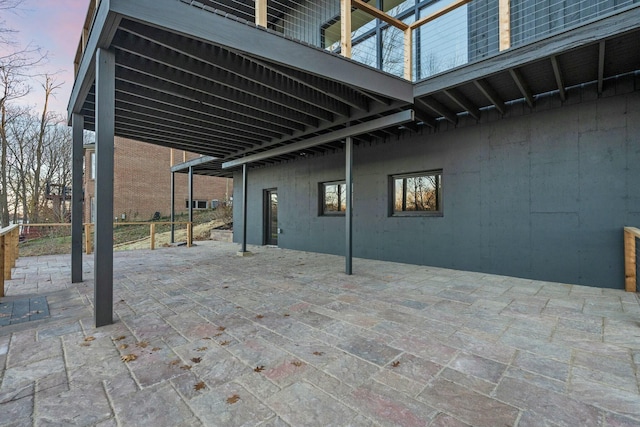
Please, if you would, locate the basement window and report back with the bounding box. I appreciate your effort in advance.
[320,181,347,215]
[390,170,442,216]
[186,200,208,210]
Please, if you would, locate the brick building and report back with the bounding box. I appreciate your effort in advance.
[83,137,232,222]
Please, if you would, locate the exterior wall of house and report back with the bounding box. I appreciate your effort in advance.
[234,80,640,289]
[84,137,232,222]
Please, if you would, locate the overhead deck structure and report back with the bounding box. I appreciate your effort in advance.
[69,0,640,326]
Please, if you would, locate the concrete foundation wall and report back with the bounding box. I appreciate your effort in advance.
[234,88,640,289]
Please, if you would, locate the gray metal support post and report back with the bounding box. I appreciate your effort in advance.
[94,48,115,327]
[71,113,84,283]
[188,166,193,224]
[241,164,248,253]
[170,172,175,243]
[345,136,353,275]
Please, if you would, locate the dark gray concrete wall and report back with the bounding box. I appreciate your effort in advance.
[234,89,640,289]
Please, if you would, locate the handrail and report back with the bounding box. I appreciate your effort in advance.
[1,225,20,297]
[624,227,640,292]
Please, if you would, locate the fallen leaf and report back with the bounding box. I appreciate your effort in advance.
[191,357,202,364]
[181,365,192,370]
[114,336,126,341]
[196,347,207,352]
[136,341,149,348]
[391,361,401,368]
[227,394,240,404]
[121,354,137,362]
[283,314,290,317]
[203,337,212,340]
[223,286,229,289]
[213,333,223,337]
[254,365,265,373]
[152,347,161,352]
[255,315,264,319]
[169,359,181,366]
[291,360,304,367]
[80,342,91,347]
[194,381,206,391]
[217,326,226,331]
[312,351,324,356]
[84,336,96,342]
[220,340,230,346]
[119,344,129,350]
[119,299,125,303]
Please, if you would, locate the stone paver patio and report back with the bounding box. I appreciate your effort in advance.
[1,240,639,426]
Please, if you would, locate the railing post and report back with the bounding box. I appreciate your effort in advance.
[255,0,267,27]
[12,227,18,267]
[150,223,155,250]
[624,227,637,292]
[499,0,511,51]
[85,224,92,254]
[404,28,412,81]
[341,0,352,58]
[3,232,10,281]
[0,234,5,297]
[187,222,193,247]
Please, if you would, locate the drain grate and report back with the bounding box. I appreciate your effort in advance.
[0,296,50,326]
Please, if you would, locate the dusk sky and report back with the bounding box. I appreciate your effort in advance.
[3,0,88,116]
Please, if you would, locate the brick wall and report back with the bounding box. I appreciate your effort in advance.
[83,137,232,222]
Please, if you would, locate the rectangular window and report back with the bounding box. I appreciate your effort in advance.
[90,152,96,180]
[185,200,208,209]
[321,181,347,215]
[391,170,442,216]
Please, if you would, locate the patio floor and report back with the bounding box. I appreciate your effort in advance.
[1,241,639,426]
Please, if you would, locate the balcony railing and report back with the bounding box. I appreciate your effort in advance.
[74,0,640,80]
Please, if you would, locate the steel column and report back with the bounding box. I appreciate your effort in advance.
[71,113,84,283]
[94,48,115,327]
[241,164,248,253]
[345,136,353,275]
[188,166,193,224]
[170,172,175,243]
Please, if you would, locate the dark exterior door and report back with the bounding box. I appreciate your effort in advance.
[265,189,278,246]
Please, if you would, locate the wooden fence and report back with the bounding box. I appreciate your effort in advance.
[1,222,192,297]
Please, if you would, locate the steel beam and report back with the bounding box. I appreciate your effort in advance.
[94,48,115,328]
[71,113,84,283]
[345,136,353,276]
[223,110,415,168]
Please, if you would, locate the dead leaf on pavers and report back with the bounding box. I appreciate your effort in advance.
[119,344,129,350]
[136,341,149,348]
[283,314,290,317]
[203,337,212,340]
[255,315,264,319]
[194,381,206,391]
[191,357,202,364]
[80,342,91,347]
[223,286,229,289]
[169,359,181,366]
[219,340,230,346]
[391,361,401,368]
[196,347,208,352]
[213,333,223,338]
[227,394,240,404]
[114,336,126,341]
[254,365,265,373]
[312,351,324,356]
[84,336,96,342]
[291,360,304,367]
[181,365,192,370]
[152,347,161,352]
[217,326,226,331]
[121,354,137,362]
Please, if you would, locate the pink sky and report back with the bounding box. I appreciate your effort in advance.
[3,0,88,117]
